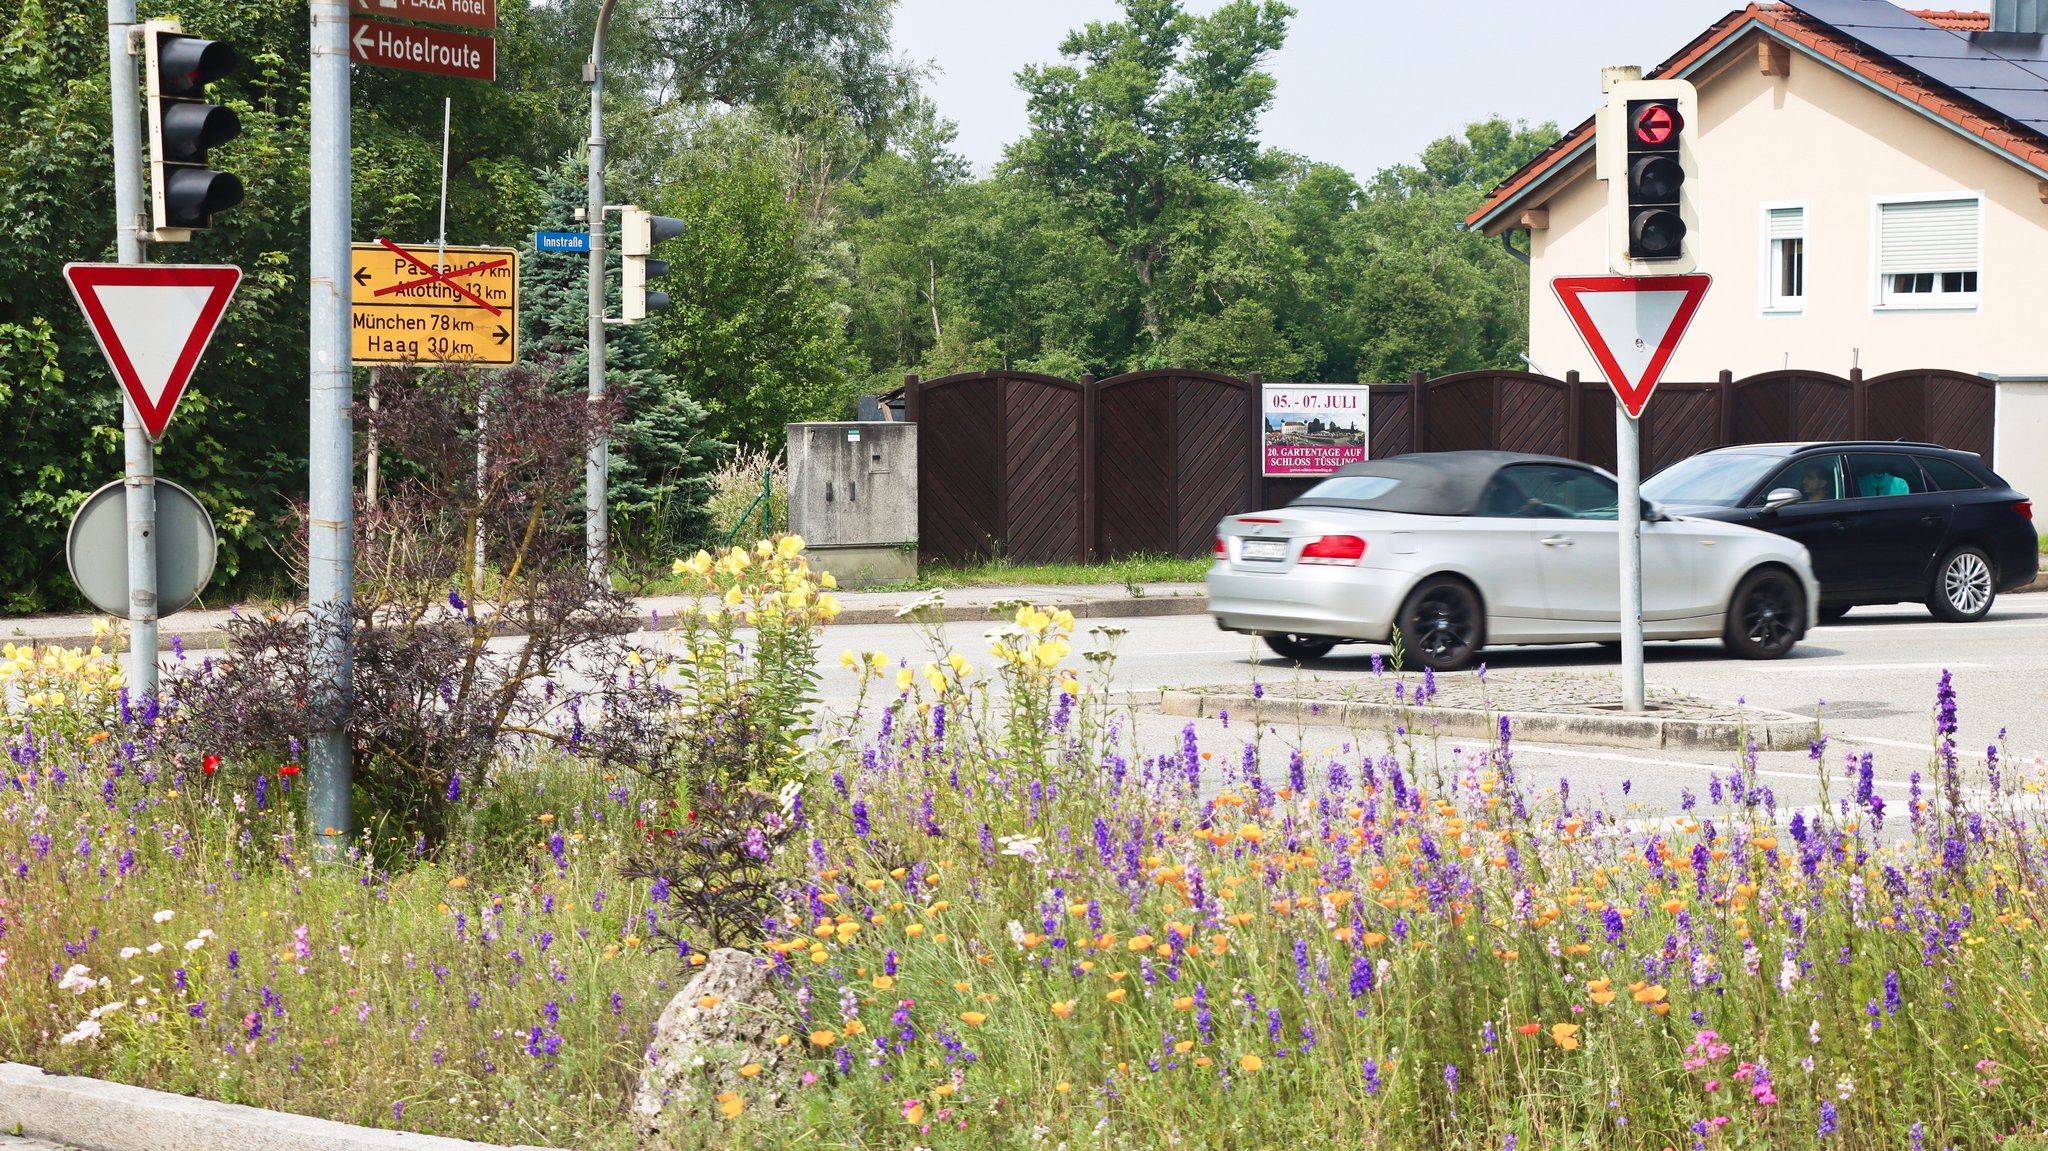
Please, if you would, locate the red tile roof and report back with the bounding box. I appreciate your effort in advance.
[1465,5,2045,234]
[1908,9,1991,30]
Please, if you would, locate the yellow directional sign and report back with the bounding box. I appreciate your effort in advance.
[350,240,518,366]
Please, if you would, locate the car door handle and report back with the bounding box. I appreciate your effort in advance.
[1920,514,1943,526]
[1540,536,1575,548]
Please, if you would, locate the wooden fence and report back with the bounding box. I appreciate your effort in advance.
[901,367,1995,565]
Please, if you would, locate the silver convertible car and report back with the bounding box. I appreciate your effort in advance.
[1208,452,1821,670]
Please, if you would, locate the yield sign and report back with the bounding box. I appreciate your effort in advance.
[64,263,241,442]
[1551,274,1711,418]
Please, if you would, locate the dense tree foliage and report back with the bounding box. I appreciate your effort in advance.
[0,0,1549,611]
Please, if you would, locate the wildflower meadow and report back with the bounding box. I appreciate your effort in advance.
[4,548,2048,1149]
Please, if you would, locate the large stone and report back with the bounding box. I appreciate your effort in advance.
[629,948,792,1139]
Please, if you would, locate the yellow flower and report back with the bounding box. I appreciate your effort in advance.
[697,995,722,1009]
[905,923,924,937]
[1174,996,1195,1011]
[1050,1000,1075,1019]
[778,535,804,558]
[1105,988,1127,1003]
[1551,1023,1581,1050]
[1055,1081,1071,1095]
[821,571,838,589]
[809,1029,838,1047]
[905,1102,925,1124]
[1238,1054,1263,1073]
[718,1093,745,1119]
[872,975,894,990]
[740,1063,761,1077]
[840,649,860,670]
[934,1084,955,1097]
[953,981,972,993]
[959,1011,987,1026]
[448,875,468,889]
[869,651,888,673]
[897,668,914,691]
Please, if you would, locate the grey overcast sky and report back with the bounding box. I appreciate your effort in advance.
[889,1,1932,179]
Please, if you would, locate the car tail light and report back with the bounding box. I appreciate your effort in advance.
[1237,517,1282,524]
[1213,535,1227,558]
[2016,500,2033,521]
[1299,535,1366,566]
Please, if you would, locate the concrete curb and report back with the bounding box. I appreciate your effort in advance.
[6,593,1213,653]
[1160,691,1816,752]
[0,1062,563,1151]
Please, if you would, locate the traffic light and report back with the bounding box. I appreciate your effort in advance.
[143,19,243,239]
[620,206,683,323]
[1598,78,1698,275]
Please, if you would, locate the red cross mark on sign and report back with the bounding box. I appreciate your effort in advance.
[373,237,508,315]
[1632,103,1676,146]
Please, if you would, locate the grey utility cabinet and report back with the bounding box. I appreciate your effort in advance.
[786,422,917,587]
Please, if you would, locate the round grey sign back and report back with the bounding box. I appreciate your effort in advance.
[66,478,218,619]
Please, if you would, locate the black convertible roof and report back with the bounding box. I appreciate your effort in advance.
[1287,451,1600,516]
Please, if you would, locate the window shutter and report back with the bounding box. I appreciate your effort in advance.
[1767,206,1804,239]
[1878,198,1978,274]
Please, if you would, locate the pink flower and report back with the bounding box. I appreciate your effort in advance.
[1704,1080,1720,1092]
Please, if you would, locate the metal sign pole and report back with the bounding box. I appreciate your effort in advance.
[585,1,617,588]
[308,0,355,859]
[106,0,158,695]
[1617,400,1645,712]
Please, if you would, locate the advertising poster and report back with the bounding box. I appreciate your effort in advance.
[1261,383,1371,476]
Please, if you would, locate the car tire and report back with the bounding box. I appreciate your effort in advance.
[1723,567,1805,660]
[1263,633,1336,662]
[1818,604,1853,623]
[1395,577,1484,672]
[1926,545,1996,622]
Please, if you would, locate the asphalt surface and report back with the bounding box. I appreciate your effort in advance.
[717,595,2048,823]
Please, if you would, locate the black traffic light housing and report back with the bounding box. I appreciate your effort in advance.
[144,20,243,239]
[1625,98,1686,261]
[620,206,684,323]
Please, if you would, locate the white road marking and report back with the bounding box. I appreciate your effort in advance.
[1509,743,1911,789]
[1749,662,1987,673]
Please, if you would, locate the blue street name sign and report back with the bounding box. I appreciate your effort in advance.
[535,230,591,252]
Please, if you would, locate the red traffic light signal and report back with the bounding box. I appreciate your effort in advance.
[1631,102,1679,147]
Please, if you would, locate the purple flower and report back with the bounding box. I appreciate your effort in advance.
[852,801,870,838]
[1362,1058,1382,1094]
[1818,1101,1837,1137]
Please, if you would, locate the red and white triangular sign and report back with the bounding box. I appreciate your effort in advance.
[63,263,242,442]
[1551,274,1710,418]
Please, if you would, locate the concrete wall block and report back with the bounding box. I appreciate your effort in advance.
[786,423,918,549]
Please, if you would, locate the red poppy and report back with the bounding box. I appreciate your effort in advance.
[202,755,220,775]
[279,763,302,777]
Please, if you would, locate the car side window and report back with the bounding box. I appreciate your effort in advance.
[1762,456,1843,504]
[1482,465,1618,519]
[1917,457,1984,492]
[1847,453,1929,499]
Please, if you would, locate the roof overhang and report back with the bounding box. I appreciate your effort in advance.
[1464,6,2048,237]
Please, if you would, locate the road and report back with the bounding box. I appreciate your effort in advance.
[659,595,2048,823]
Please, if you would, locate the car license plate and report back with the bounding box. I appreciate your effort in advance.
[1240,538,1286,561]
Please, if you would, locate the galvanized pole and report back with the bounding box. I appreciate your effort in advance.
[307,0,354,859]
[107,0,157,695]
[1617,401,1645,712]
[585,0,618,587]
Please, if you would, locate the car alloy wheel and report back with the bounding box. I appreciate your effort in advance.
[1396,578,1482,672]
[1928,546,1995,622]
[1724,568,1803,659]
[1263,633,1335,662]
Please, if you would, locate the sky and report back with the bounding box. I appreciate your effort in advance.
[888,0,1932,179]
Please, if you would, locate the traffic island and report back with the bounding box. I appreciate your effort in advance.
[1160,668,1818,752]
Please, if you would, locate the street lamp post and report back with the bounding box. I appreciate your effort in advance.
[585,0,619,587]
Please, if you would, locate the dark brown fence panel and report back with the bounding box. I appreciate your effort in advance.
[908,372,1085,565]
[909,374,1002,564]
[1094,371,1257,559]
[1642,382,1724,475]
[1577,378,1617,472]
[1422,372,1574,457]
[1172,373,1259,556]
[1862,370,1995,464]
[1093,373,1176,557]
[1728,371,1852,445]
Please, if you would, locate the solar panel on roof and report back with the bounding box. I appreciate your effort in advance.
[1781,0,2048,132]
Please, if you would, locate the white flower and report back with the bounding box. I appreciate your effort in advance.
[58,1018,102,1045]
[197,929,216,940]
[57,964,95,995]
[89,1000,126,1019]
[184,938,205,951]
[120,947,141,960]
[145,942,164,955]
[152,909,175,924]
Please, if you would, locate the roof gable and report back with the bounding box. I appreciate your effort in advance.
[1464,4,2048,235]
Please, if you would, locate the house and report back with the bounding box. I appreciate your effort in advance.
[1466,0,2048,500]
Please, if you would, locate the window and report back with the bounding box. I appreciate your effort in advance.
[1766,206,1804,310]
[1876,197,1980,308]
[1917,456,1984,492]
[1481,465,1618,520]
[1762,455,1844,504]
[1847,453,1930,499]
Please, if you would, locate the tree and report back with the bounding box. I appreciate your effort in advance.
[1011,0,1292,345]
